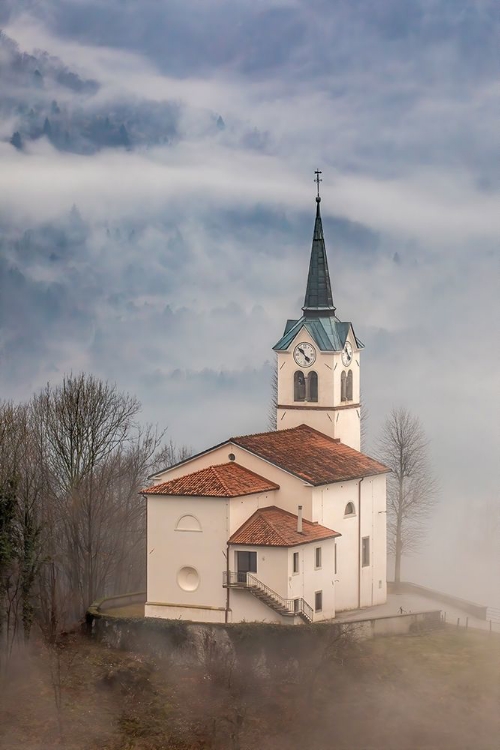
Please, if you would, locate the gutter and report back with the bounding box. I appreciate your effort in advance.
[225,542,230,623]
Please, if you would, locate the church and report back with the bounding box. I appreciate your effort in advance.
[142,179,389,624]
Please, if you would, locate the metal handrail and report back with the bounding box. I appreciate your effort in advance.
[223,571,313,621]
[487,607,500,623]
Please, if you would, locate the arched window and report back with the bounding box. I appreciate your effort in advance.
[346,370,353,401]
[308,371,318,402]
[344,502,355,516]
[175,515,202,532]
[294,371,306,401]
[341,371,347,402]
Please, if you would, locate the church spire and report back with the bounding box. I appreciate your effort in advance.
[302,170,336,315]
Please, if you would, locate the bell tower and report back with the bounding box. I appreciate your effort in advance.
[273,172,363,451]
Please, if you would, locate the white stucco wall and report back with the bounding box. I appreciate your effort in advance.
[286,539,336,621]
[229,491,280,535]
[311,474,387,611]
[146,494,229,620]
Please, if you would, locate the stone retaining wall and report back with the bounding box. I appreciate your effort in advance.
[87,597,442,668]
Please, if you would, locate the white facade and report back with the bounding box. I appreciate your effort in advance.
[145,454,386,623]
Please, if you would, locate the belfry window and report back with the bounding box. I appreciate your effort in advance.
[308,371,318,402]
[346,370,353,401]
[294,371,306,401]
[341,371,347,402]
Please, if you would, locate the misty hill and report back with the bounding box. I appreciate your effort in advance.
[1,32,224,154]
[1,627,499,749]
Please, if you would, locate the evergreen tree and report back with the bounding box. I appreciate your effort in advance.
[10,132,22,150]
[118,124,130,147]
[43,117,52,139]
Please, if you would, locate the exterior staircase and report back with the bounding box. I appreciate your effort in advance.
[223,571,313,623]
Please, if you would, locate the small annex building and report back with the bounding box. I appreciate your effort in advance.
[142,185,389,624]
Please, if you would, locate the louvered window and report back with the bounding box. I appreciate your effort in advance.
[346,370,353,400]
[308,371,318,402]
[294,371,306,401]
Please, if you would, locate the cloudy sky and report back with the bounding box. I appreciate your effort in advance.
[1,0,499,603]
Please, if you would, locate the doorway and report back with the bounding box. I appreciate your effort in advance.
[236,550,257,583]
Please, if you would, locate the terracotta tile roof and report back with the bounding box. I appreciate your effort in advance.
[229,506,340,547]
[231,424,389,486]
[142,462,279,498]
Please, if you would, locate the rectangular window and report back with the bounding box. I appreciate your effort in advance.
[315,591,323,612]
[315,547,322,569]
[334,542,337,575]
[293,551,299,574]
[362,536,370,567]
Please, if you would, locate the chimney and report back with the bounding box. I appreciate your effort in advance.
[297,505,303,533]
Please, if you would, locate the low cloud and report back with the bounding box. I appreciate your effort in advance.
[1,2,499,606]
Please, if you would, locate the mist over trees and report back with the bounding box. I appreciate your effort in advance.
[0,373,190,661]
[377,406,438,584]
[0,31,226,155]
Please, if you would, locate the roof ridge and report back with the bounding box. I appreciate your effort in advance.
[231,424,307,442]
[258,512,288,545]
[211,464,231,495]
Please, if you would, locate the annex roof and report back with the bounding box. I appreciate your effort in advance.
[142,462,279,498]
[232,424,389,486]
[229,505,340,547]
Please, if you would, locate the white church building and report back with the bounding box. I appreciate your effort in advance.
[142,185,389,624]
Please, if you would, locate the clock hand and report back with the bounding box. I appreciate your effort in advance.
[298,347,311,363]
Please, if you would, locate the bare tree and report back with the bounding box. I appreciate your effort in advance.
[360,391,369,452]
[268,357,278,431]
[151,439,192,475]
[377,407,438,584]
[32,374,163,624]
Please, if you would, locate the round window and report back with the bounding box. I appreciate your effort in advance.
[177,566,200,592]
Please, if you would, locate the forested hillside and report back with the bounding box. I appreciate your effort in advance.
[0,31,224,154]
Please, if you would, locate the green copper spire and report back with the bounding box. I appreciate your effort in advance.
[302,173,336,315]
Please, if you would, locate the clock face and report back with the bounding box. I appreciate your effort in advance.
[293,342,316,368]
[341,341,353,367]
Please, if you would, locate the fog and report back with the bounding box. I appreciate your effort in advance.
[0,0,499,615]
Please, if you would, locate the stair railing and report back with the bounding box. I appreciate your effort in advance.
[223,571,313,621]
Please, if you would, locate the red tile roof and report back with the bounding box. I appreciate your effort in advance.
[231,424,389,485]
[229,506,340,547]
[142,462,279,498]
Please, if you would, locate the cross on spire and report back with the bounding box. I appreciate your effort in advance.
[302,171,335,315]
[314,169,322,202]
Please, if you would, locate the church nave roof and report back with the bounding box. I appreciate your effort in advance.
[232,424,388,486]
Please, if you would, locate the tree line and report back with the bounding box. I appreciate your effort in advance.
[0,373,189,661]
